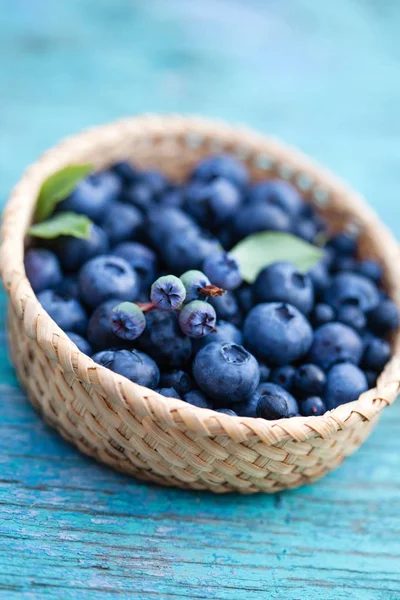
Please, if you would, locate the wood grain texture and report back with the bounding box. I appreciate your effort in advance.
[1,0,400,598]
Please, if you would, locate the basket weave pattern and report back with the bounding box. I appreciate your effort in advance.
[1,115,400,493]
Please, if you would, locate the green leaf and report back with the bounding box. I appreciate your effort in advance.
[28,212,93,239]
[35,163,92,221]
[231,231,324,283]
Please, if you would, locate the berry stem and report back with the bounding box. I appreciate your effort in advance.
[199,284,226,298]
[136,301,156,312]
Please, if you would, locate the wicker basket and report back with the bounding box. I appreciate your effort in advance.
[1,114,400,494]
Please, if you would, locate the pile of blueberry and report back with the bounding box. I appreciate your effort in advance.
[25,154,399,420]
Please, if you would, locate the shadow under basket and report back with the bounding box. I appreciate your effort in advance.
[1,114,400,494]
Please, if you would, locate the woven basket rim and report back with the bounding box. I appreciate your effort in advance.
[1,113,400,445]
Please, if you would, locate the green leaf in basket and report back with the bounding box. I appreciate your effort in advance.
[34,163,92,222]
[28,212,93,239]
[231,231,324,284]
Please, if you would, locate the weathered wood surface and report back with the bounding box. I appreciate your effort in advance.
[1,1,400,598]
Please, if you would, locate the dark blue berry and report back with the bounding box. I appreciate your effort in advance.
[368,299,399,335]
[59,172,120,222]
[362,337,391,372]
[203,251,242,290]
[179,301,216,338]
[243,302,313,365]
[122,181,154,212]
[194,320,242,351]
[247,180,304,217]
[112,242,158,291]
[184,390,213,409]
[331,256,358,273]
[364,370,378,388]
[100,201,143,246]
[163,229,221,273]
[151,275,186,310]
[110,302,146,340]
[209,291,242,326]
[37,290,87,335]
[259,363,271,382]
[180,270,211,303]
[160,187,184,209]
[138,169,170,198]
[78,255,139,309]
[65,332,92,355]
[233,394,259,417]
[185,178,241,227]
[111,160,138,182]
[357,259,382,284]
[137,309,192,368]
[235,285,254,314]
[328,232,358,256]
[193,342,260,404]
[159,370,192,395]
[232,204,291,240]
[270,366,296,391]
[308,261,331,296]
[309,322,363,371]
[148,207,198,245]
[311,303,335,327]
[337,305,367,332]
[253,262,314,315]
[93,348,160,389]
[56,275,80,299]
[256,383,299,419]
[300,396,326,416]
[87,299,130,351]
[324,273,380,312]
[294,364,326,396]
[191,154,249,189]
[91,350,115,369]
[324,362,367,409]
[215,408,237,416]
[292,218,317,243]
[53,224,109,272]
[155,387,181,399]
[25,249,62,293]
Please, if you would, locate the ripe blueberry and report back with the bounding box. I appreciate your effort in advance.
[203,251,242,290]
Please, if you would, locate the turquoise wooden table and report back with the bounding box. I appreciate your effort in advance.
[1,1,400,598]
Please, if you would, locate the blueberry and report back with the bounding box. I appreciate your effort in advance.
[233,393,259,417]
[203,251,242,290]
[300,396,326,417]
[270,366,296,391]
[100,201,143,246]
[235,285,254,314]
[138,169,170,198]
[216,226,234,250]
[294,364,326,396]
[91,349,116,369]
[147,207,198,245]
[110,302,146,340]
[247,180,304,217]
[324,273,380,312]
[37,290,87,335]
[163,229,221,273]
[311,303,335,327]
[232,204,291,240]
[215,408,237,416]
[93,348,160,389]
[179,301,216,338]
[194,320,242,351]
[78,255,139,309]
[292,218,317,243]
[151,275,186,311]
[328,232,357,256]
[25,248,62,293]
[256,383,299,420]
[184,390,213,409]
[209,291,242,326]
[184,178,241,227]
[337,305,366,332]
[193,342,260,404]
[357,259,383,284]
[324,362,368,409]
[364,370,378,388]
[111,160,137,183]
[137,309,192,367]
[112,242,158,290]
[308,261,331,296]
[65,332,92,355]
[159,370,192,395]
[331,256,358,274]
[362,337,391,372]
[253,262,314,315]
[191,154,249,189]
[52,224,109,272]
[309,322,363,370]
[87,299,130,351]
[155,387,181,399]
[122,180,154,212]
[368,299,399,335]
[160,187,184,209]
[259,363,271,382]
[59,171,121,222]
[180,270,211,303]
[56,275,80,299]
[243,302,313,365]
